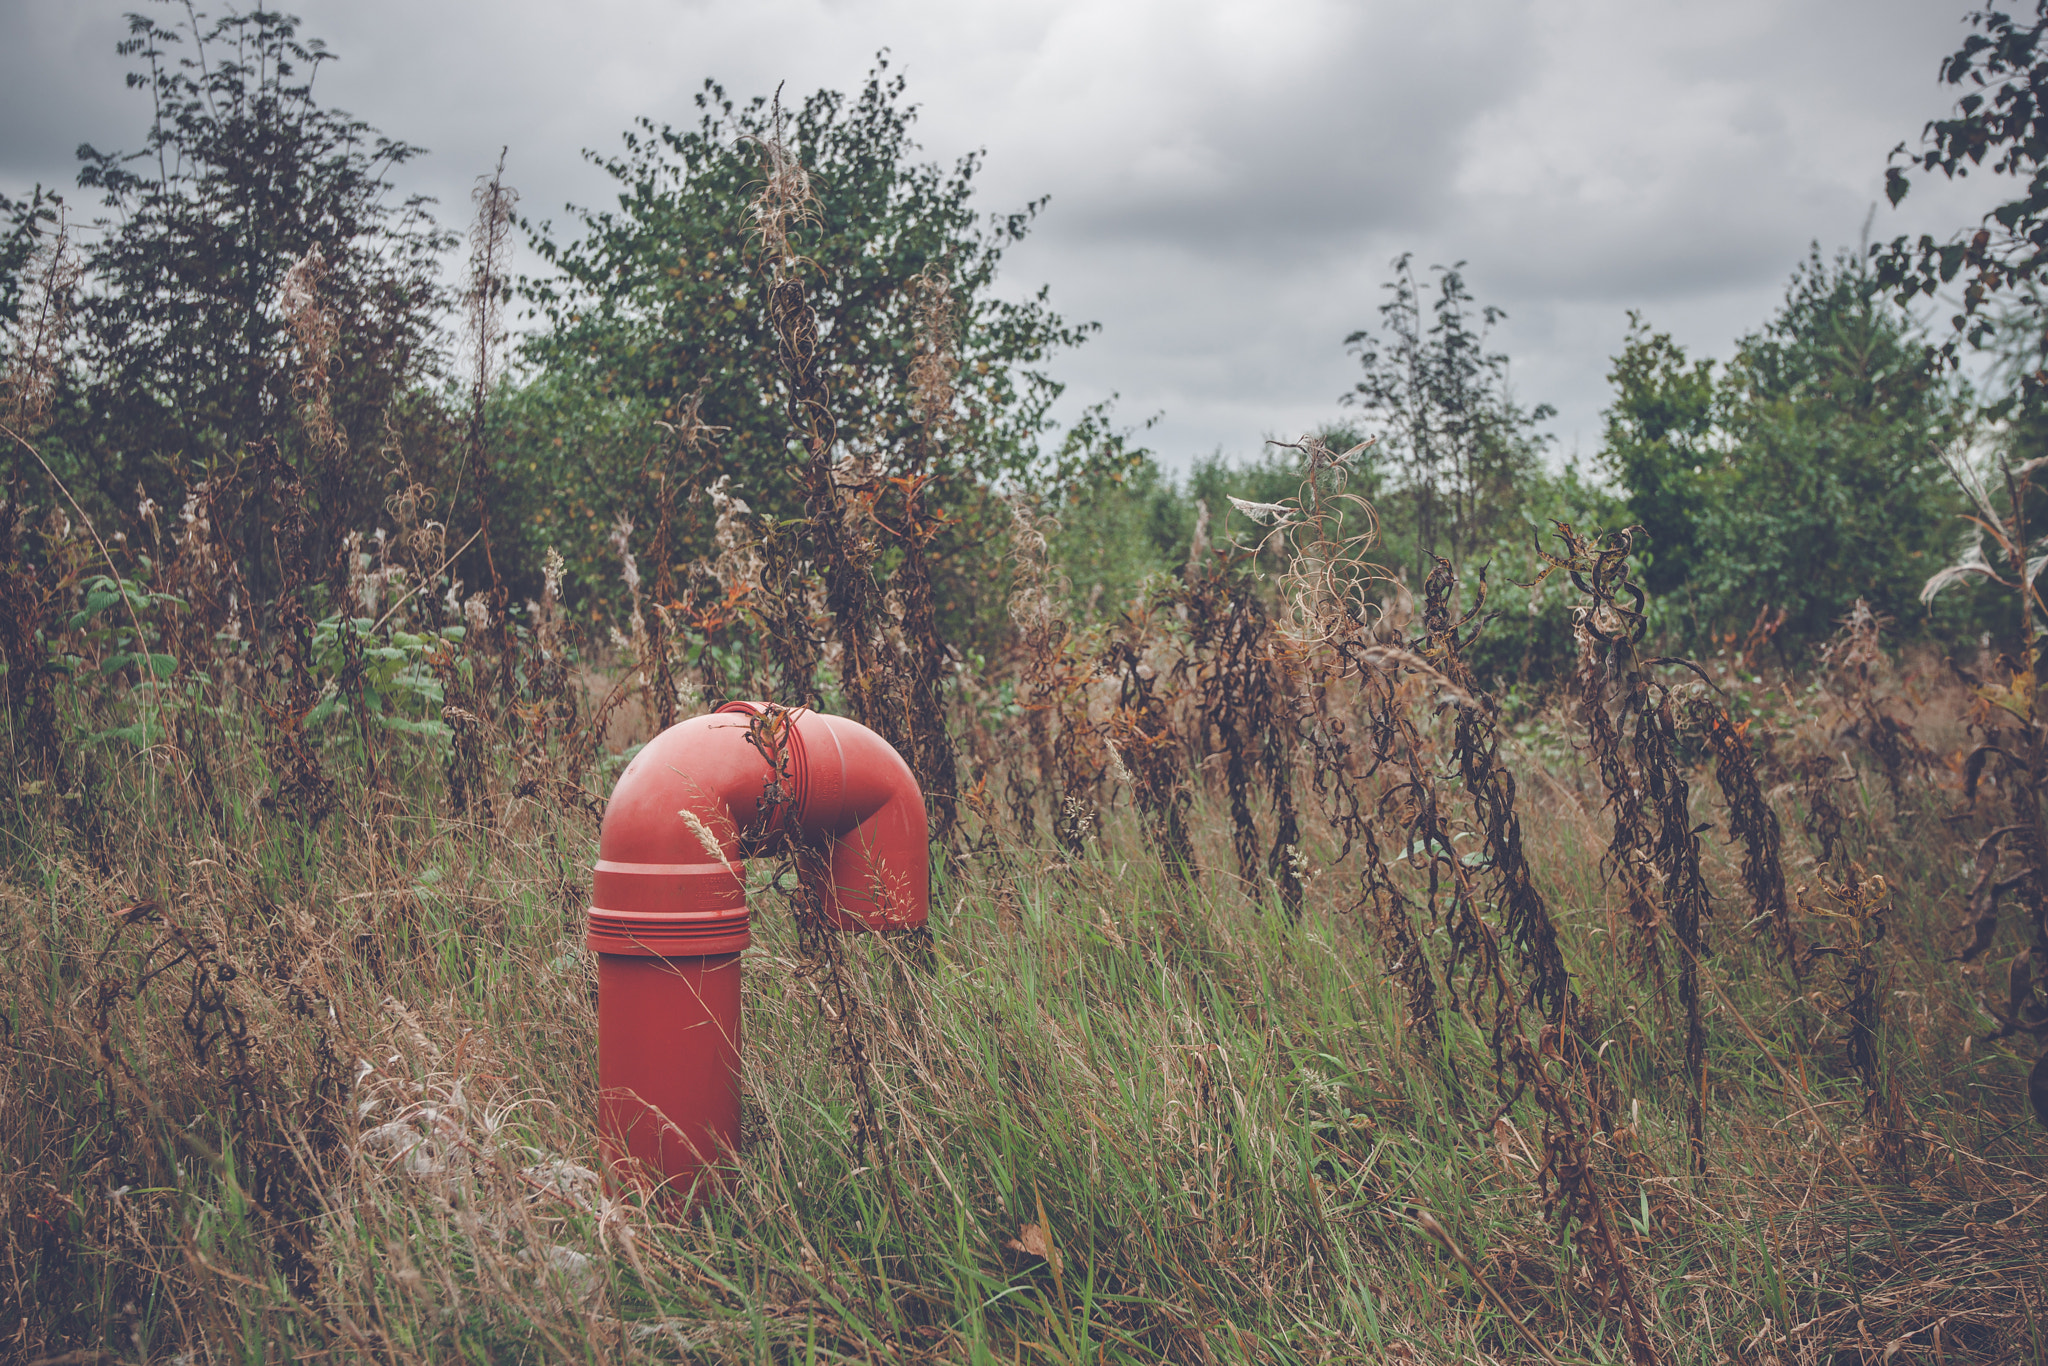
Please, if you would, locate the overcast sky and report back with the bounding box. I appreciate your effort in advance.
[0,0,2014,471]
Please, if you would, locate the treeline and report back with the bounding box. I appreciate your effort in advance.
[1031,238,1994,708]
[3,2,2045,692]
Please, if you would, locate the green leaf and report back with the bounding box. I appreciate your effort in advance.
[101,652,178,678]
[87,720,167,750]
[378,714,451,740]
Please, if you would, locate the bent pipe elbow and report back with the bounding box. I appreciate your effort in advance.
[747,703,930,934]
[587,704,927,1196]
[588,703,928,953]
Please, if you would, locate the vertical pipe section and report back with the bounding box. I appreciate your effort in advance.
[588,705,927,1196]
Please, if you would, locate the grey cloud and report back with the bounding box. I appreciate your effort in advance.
[0,7,139,197]
[1023,3,1540,252]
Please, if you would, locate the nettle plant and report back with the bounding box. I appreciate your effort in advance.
[304,615,467,747]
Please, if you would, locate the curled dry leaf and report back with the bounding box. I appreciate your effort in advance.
[1004,1223,1061,1276]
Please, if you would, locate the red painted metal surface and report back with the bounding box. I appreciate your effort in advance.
[589,704,928,1197]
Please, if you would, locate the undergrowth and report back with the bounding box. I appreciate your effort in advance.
[1,128,2045,1366]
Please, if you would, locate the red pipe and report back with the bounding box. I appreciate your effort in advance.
[587,703,927,1196]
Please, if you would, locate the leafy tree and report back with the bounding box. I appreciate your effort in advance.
[1872,4,2048,647]
[1875,0,2048,383]
[65,3,450,536]
[1343,254,1554,577]
[514,60,1094,601]
[1604,249,1964,645]
[1598,312,1719,596]
[1042,453,1188,622]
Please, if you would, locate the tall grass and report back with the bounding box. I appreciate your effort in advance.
[5,470,2045,1362]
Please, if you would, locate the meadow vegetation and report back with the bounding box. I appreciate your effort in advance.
[4,4,2048,1363]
